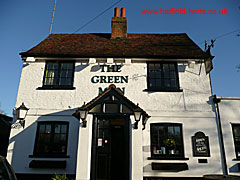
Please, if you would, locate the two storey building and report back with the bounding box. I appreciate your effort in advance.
[7,8,224,180]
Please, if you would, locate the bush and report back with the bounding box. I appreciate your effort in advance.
[51,174,74,180]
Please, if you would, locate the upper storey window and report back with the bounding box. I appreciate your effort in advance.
[232,124,240,159]
[147,62,181,91]
[42,61,75,89]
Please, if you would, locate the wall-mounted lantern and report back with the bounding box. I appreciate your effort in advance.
[12,103,29,129]
[133,106,142,129]
[79,107,88,128]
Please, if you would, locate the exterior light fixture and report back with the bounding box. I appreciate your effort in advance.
[133,106,142,129]
[13,103,29,128]
[79,107,88,128]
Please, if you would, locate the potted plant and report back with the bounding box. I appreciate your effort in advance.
[163,139,176,154]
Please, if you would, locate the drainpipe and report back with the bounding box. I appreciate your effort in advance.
[213,95,228,175]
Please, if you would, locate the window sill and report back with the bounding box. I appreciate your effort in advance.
[29,155,70,158]
[29,160,66,169]
[148,157,189,160]
[152,162,188,171]
[143,89,183,92]
[37,86,76,90]
[232,158,240,161]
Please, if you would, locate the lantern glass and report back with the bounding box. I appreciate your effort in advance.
[79,109,88,120]
[18,109,28,119]
[134,111,142,122]
[16,103,29,120]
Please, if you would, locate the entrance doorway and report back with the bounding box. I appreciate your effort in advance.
[90,116,129,180]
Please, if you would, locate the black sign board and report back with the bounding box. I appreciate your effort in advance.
[192,132,210,157]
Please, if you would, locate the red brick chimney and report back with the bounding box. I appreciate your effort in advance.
[111,8,127,39]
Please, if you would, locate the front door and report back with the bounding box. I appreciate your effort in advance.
[90,116,129,180]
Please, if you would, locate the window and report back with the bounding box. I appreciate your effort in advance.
[42,61,75,89]
[33,122,69,157]
[232,124,240,159]
[147,62,180,91]
[150,123,184,159]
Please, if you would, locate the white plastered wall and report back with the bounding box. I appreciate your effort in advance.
[218,99,240,175]
[8,59,223,178]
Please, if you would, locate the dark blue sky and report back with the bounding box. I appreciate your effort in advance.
[0,0,239,115]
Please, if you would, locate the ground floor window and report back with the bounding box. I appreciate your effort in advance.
[150,123,184,159]
[232,124,240,158]
[33,121,69,157]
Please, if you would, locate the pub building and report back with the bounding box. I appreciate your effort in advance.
[7,7,239,180]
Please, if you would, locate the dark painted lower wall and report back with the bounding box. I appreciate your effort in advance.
[16,174,76,180]
[144,177,204,180]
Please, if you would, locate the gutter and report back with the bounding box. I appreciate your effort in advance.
[215,96,240,100]
[213,95,228,175]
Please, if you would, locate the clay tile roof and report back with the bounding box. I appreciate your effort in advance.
[20,33,209,59]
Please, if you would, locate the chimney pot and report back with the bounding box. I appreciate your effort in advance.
[121,8,125,17]
[114,8,119,17]
[111,7,127,39]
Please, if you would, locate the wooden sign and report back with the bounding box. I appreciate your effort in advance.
[192,132,210,157]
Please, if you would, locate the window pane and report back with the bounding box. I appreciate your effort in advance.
[163,64,169,71]
[155,72,161,78]
[149,64,155,71]
[164,79,171,88]
[168,126,174,136]
[61,63,73,70]
[59,77,72,86]
[44,62,59,86]
[151,123,183,158]
[45,125,51,133]
[52,63,59,70]
[164,71,170,78]
[174,126,180,135]
[155,79,161,87]
[43,134,51,143]
[39,144,50,153]
[175,136,181,145]
[105,103,119,113]
[234,127,240,137]
[148,62,179,90]
[53,134,60,143]
[149,79,156,88]
[170,79,177,87]
[60,71,67,78]
[60,134,66,142]
[44,70,58,85]
[233,125,240,158]
[43,62,74,87]
[59,78,66,85]
[34,122,68,155]
[155,63,160,70]
[61,125,67,133]
[169,64,175,70]
[39,125,45,133]
[38,134,45,142]
[61,146,66,153]
[47,63,58,70]
[149,72,155,78]
[65,78,72,85]
[170,71,176,78]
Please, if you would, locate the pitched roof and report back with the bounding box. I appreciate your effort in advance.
[20,33,209,59]
[72,84,149,119]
